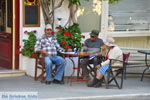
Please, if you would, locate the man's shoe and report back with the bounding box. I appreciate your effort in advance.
[53,79,63,84]
[45,81,51,85]
[87,81,96,87]
[94,81,102,88]
[87,78,100,87]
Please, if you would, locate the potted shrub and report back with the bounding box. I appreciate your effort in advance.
[21,30,37,77]
[56,23,85,51]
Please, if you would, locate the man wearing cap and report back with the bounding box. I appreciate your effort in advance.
[87,37,123,87]
[81,29,104,80]
[34,24,65,85]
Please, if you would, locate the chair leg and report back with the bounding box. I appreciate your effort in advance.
[124,65,127,79]
[106,69,124,89]
[105,70,111,89]
[34,66,37,80]
[120,70,124,89]
[34,60,38,80]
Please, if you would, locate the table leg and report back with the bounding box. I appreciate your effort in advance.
[141,54,150,81]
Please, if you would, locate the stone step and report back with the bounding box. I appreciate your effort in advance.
[0,70,26,77]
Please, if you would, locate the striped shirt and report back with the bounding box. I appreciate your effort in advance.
[34,35,63,57]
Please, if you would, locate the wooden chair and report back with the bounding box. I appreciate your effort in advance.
[34,53,46,83]
[104,53,130,89]
[34,53,64,83]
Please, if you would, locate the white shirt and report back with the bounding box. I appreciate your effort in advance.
[101,46,123,66]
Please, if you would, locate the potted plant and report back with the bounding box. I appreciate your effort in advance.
[21,30,37,58]
[56,23,85,51]
[21,30,37,77]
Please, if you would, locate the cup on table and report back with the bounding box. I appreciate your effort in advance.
[79,52,84,56]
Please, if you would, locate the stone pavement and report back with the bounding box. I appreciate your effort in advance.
[0,76,150,100]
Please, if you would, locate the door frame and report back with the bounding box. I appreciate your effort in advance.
[12,0,20,69]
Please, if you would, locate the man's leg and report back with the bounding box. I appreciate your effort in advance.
[87,64,109,87]
[91,57,99,76]
[44,57,53,82]
[52,56,65,81]
[81,58,90,78]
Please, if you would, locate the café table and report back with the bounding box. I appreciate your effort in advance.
[137,50,150,81]
[62,52,95,85]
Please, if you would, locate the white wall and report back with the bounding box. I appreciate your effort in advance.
[19,1,45,76]
[19,0,79,77]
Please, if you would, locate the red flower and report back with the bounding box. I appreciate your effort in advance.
[28,0,34,2]
[73,37,77,40]
[16,51,21,55]
[64,32,72,36]
[82,35,85,38]
[61,41,67,45]
[50,31,55,35]
[82,44,84,47]
[31,48,34,50]
[18,45,22,49]
[65,45,70,49]
[32,53,37,58]
[24,31,28,34]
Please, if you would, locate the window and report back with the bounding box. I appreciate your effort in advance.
[108,0,150,32]
[0,0,12,32]
[77,0,101,32]
[23,0,40,27]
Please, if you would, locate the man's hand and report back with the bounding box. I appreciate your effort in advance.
[40,50,49,56]
[96,64,101,69]
[97,52,101,56]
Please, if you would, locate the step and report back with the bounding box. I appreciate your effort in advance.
[0,70,26,77]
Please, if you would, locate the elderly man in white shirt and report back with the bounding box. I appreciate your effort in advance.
[87,37,123,87]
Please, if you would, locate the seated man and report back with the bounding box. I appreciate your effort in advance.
[34,24,65,85]
[87,37,123,87]
[81,30,104,79]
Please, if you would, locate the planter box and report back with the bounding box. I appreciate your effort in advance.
[21,55,35,77]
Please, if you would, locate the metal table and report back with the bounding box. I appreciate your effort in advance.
[62,52,90,85]
[137,50,150,81]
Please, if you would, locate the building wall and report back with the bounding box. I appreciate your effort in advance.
[19,0,150,77]
[115,37,150,49]
[19,0,72,77]
[19,0,45,76]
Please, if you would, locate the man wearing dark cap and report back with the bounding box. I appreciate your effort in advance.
[81,29,104,80]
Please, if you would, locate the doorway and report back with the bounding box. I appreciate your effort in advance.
[0,0,19,70]
[0,0,12,69]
